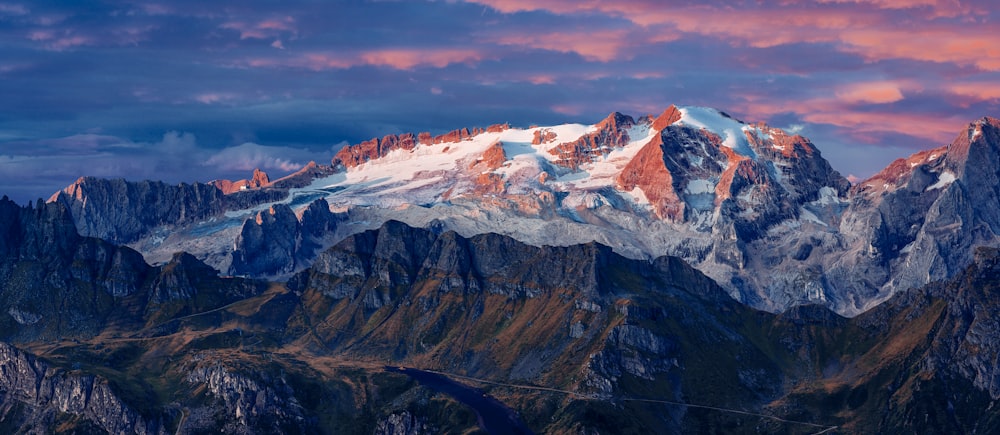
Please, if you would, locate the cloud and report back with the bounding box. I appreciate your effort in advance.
[835,81,905,104]
[947,82,1000,105]
[203,142,327,173]
[194,93,239,104]
[243,48,484,71]
[467,0,1000,71]
[492,29,632,62]
[1,0,998,204]
[220,16,296,40]
[0,131,331,202]
[359,48,483,69]
[0,3,28,16]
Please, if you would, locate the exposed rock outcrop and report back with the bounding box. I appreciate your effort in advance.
[549,112,634,169]
[210,168,271,194]
[184,357,308,434]
[230,198,343,277]
[0,342,164,434]
[49,177,227,244]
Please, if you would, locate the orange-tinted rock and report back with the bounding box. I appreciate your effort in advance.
[332,133,418,168]
[532,129,557,145]
[468,141,508,171]
[615,134,684,221]
[481,141,508,170]
[486,123,510,133]
[210,168,272,194]
[271,161,336,189]
[549,112,635,170]
[418,132,433,144]
[651,105,682,131]
[473,172,505,196]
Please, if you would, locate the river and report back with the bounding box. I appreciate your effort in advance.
[384,366,534,435]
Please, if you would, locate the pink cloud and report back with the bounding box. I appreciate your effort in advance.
[360,49,482,69]
[493,29,631,62]
[835,81,905,104]
[242,48,484,71]
[946,82,1000,106]
[467,1,1000,71]
[550,104,584,115]
[528,75,555,84]
[839,28,1000,71]
[735,93,962,145]
[802,110,963,143]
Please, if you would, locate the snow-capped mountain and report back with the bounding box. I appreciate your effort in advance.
[48,106,1000,316]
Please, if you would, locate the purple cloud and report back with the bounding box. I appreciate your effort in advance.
[0,0,997,204]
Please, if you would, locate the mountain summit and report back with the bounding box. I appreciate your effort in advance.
[48,107,1000,316]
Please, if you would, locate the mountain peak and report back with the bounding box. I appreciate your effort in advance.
[651,105,682,130]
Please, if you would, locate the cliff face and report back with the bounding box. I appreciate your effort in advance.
[827,117,1000,312]
[0,342,164,434]
[49,177,288,245]
[229,198,343,277]
[49,177,227,244]
[0,197,151,341]
[3,213,1000,433]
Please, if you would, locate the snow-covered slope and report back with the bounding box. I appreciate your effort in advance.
[49,107,1000,317]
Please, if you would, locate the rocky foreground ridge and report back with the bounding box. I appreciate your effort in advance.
[47,106,1000,317]
[2,195,1000,433]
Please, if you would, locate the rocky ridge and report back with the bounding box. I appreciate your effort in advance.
[3,207,1000,432]
[0,342,164,434]
[44,107,1000,317]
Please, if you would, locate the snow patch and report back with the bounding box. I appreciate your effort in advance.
[685,179,715,195]
[798,207,826,226]
[677,106,757,160]
[813,187,842,205]
[927,171,956,191]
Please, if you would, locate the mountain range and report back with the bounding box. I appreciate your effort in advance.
[2,105,1000,433]
[49,105,1000,316]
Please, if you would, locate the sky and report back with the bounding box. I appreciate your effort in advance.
[1,0,998,204]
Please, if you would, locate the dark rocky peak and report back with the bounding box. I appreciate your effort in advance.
[0,197,153,340]
[744,123,850,201]
[298,197,338,236]
[370,220,440,287]
[230,204,300,277]
[549,112,636,170]
[302,220,731,304]
[150,252,219,303]
[0,342,163,434]
[944,116,1000,175]
[0,196,96,264]
[230,199,344,278]
[49,176,227,244]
